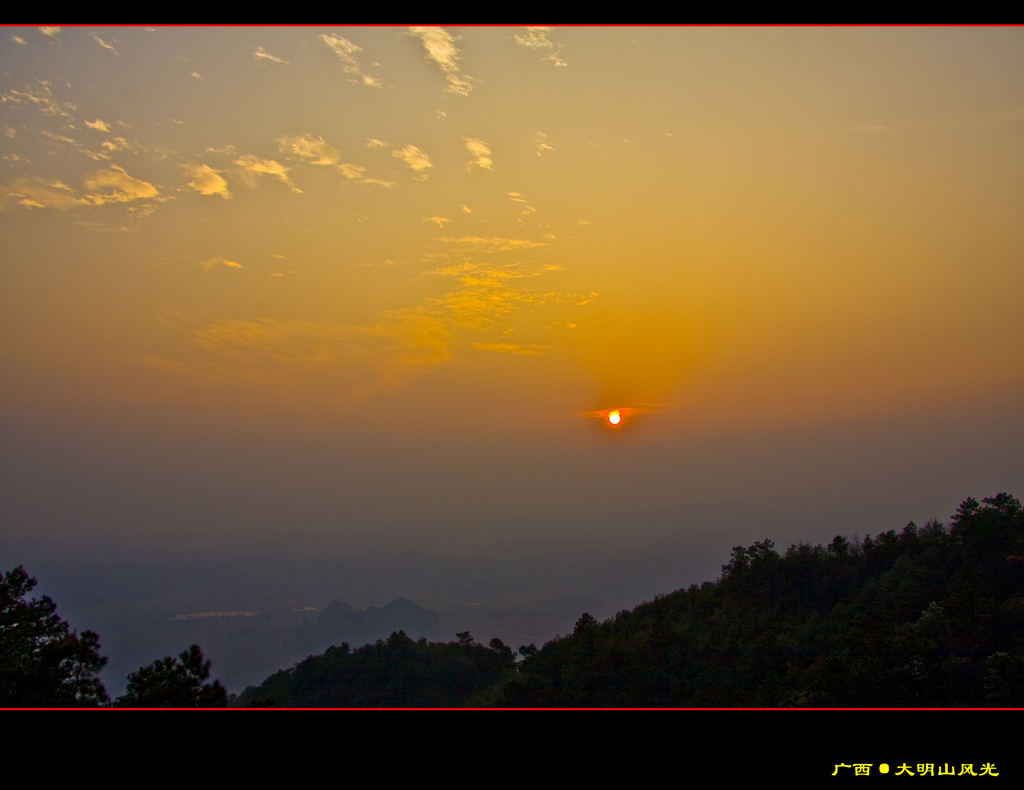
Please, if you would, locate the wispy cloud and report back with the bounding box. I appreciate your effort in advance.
[409,27,472,96]
[426,262,530,287]
[277,133,340,165]
[276,135,393,185]
[472,341,544,355]
[393,144,432,177]
[422,250,569,333]
[84,119,111,132]
[513,27,552,51]
[98,136,131,157]
[464,138,492,169]
[11,35,26,45]
[513,27,567,67]
[438,235,547,252]
[319,34,381,87]
[424,216,449,228]
[82,165,159,204]
[158,226,584,397]
[507,191,537,215]
[201,256,242,271]
[91,33,118,55]
[2,80,76,118]
[234,155,301,192]
[254,47,288,65]
[1,175,85,210]
[181,309,452,399]
[532,131,554,156]
[38,27,61,38]
[183,163,231,199]
[3,166,161,210]
[338,162,393,187]
[41,130,77,145]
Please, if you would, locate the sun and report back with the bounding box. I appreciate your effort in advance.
[579,404,657,428]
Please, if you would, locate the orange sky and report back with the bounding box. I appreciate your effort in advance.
[2,26,1022,546]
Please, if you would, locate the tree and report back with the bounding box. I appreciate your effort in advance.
[574,613,598,634]
[0,565,108,706]
[488,637,515,662]
[117,644,227,708]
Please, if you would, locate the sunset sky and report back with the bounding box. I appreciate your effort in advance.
[2,26,1022,557]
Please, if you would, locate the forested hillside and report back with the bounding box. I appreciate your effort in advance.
[502,494,1024,707]
[235,494,1024,707]
[235,631,516,707]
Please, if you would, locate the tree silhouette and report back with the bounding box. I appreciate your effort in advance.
[117,644,227,708]
[0,565,108,706]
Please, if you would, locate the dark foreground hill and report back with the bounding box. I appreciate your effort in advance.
[235,631,516,707]
[236,494,1024,707]
[502,493,1024,707]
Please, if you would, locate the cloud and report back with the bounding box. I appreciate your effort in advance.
[1,175,86,210]
[408,27,472,96]
[513,27,567,67]
[202,256,242,271]
[5,169,158,211]
[366,138,388,149]
[277,133,340,165]
[183,163,231,198]
[276,134,391,185]
[84,119,111,132]
[38,27,60,37]
[513,27,552,50]
[438,236,547,252]
[11,35,26,45]
[234,154,301,192]
[91,34,118,55]
[425,216,449,228]
[471,341,543,355]
[101,136,131,154]
[393,144,432,176]
[185,310,452,398]
[82,166,159,204]
[2,167,160,211]
[1,80,76,118]
[414,228,589,337]
[464,138,492,169]
[443,288,523,331]
[422,255,567,333]
[41,130,76,145]
[254,47,288,64]
[507,191,537,215]
[338,162,393,187]
[190,72,203,80]
[532,132,554,156]
[319,33,381,88]
[460,204,471,213]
